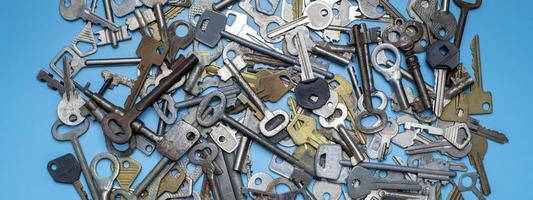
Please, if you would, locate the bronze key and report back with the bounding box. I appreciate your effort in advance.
[464,35,493,114]
[467,133,491,195]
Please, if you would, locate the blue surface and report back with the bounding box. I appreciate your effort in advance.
[0,0,531,199]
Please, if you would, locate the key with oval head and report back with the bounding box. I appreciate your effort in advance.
[430,0,457,40]
[426,40,459,117]
[188,143,222,200]
[48,154,89,200]
[267,1,333,38]
[90,153,119,200]
[457,172,486,200]
[292,28,331,109]
[224,57,289,137]
[453,0,482,48]
[59,0,120,32]
[51,119,99,200]
[371,43,409,111]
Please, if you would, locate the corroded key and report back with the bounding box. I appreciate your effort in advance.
[112,157,142,191]
[157,163,186,197]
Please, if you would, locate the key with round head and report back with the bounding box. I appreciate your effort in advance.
[267,1,333,38]
[371,43,409,111]
[426,40,460,117]
[47,153,89,200]
[59,0,120,32]
[430,0,457,40]
[453,0,482,48]
[90,152,119,200]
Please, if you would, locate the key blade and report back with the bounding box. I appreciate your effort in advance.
[73,180,89,200]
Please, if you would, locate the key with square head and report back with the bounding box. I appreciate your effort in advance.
[188,143,222,200]
[90,152,119,200]
[457,172,486,200]
[468,133,491,195]
[464,35,493,114]
[267,0,333,38]
[453,0,482,48]
[224,57,290,137]
[426,40,460,117]
[47,154,89,200]
[404,122,472,149]
[123,35,169,110]
[430,0,457,40]
[59,0,120,32]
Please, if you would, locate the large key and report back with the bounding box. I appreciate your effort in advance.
[292,27,331,109]
[59,0,120,32]
[267,1,333,38]
[123,35,169,110]
[47,153,89,200]
[404,122,472,149]
[468,133,491,195]
[430,0,457,40]
[426,40,460,117]
[464,35,493,114]
[453,0,482,48]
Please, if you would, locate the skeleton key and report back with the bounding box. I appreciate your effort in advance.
[157,163,186,197]
[59,0,120,32]
[57,57,86,126]
[188,143,222,200]
[37,69,67,96]
[123,35,169,110]
[430,0,457,40]
[267,1,333,38]
[464,35,493,114]
[468,133,491,195]
[47,154,89,200]
[453,0,482,48]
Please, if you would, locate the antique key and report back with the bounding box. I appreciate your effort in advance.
[468,133,491,195]
[464,35,493,114]
[47,154,89,200]
[453,0,482,48]
[188,143,223,200]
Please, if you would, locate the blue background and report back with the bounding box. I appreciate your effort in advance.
[0,0,531,199]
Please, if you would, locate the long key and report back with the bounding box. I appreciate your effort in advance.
[60,0,120,32]
[47,154,89,200]
[426,40,459,117]
[404,122,472,149]
[464,35,493,114]
[468,133,491,195]
[430,0,457,40]
[51,120,99,200]
[267,1,333,38]
[453,0,482,48]
[123,35,169,110]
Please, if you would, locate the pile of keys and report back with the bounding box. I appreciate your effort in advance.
[39,0,508,199]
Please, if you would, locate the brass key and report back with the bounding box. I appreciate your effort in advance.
[441,64,470,122]
[157,163,187,197]
[464,35,493,114]
[286,108,328,149]
[467,133,491,195]
[112,157,142,191]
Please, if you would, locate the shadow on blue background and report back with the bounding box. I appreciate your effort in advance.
[0,0,531,199]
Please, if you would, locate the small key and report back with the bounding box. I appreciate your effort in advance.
[453,0,482,48]
[267,1,333,38]
[59,0,120,32]
[90,153,119,200]
[467,117,508,144]
[426,40,460,117]
[376,119,399,161]
[468,133,491,195]
[404,122,472,149]
[457,172,486,200]
[157,163,186,197]
[188,143,223,200]
[47,154,89,200]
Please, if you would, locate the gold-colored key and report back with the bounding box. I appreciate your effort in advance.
[237,93,265,119]
[441,64,470,122]
[293,144,317,170]
[256,70,295,102]
[464,35,493,114]
[112,157,142,191]
[467,133,491,195]
[157,163,187,197]
[435,184,442,200]
[446,184,465,200]
[286,112,328,149]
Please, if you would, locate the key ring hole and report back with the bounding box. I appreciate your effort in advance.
[482,102,491,111]
[122,161,130,168]
[175,24,190,37]
[50,163,58,171]
[460,175,474,188]
[95,159,113,178]
[320,9,329,16]
[351,179,361,188]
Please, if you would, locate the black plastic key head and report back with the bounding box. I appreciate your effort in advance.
[47,153,81,184]
[426,40,460,70]
[194,10,226,47]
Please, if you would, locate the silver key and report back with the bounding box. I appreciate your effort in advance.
[391,114,424,148]
[312,181,342,200]
[60,0,120,32]
[57,57,86,126]
[457,172,486,200]
[404,122,472,149]
[267,0,333,38]
[371,43,409,111]
[346,166,423,199]
[239,0,286,43]
[376,119,399,161]
[90,153,119,200]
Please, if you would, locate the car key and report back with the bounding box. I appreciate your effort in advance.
[47,153,89,200]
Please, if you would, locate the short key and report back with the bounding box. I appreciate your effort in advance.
[47,153,89,200]
[292,28,331,109]
[376,119,399,161]
[188,143,222,200]
[453,0,482,48]
[426,40,459,117]
[346,166,423,199]
[267,1,333,38]
[404,122,472,149]
[59,0,120,32]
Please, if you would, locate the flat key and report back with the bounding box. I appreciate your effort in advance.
[464,35,493,114]
[457,172,486,200]
[430,0,457,40]
[404,122,472,149]
[453,0,482,48]
[113,157,142,190]
[346,166,423,199]
[60,0,120,32]
[47,153,89,200]
[123,35,169,110]
[157,163,186,197]
[468,133,491,195]
[267,1,333,38]
[426,40,460,117]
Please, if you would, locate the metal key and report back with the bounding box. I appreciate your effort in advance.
[426,40,459,117]
[453,0,482,48]
[188,143,222,200]
[267,0,333,38]
[59,0,120,32]
[430,0,457,40]
[90,152,119,200]
[346,166,423,199]
[464,35,493,114]
[57,57,86,126]
[376,119,399,161]
[51,120,99,200]
[47,154,89,200]
[371,43,409,111]
[468,133,491,195]
[404,122,472,149]
[457,172,486,200]
[284,27,350,65]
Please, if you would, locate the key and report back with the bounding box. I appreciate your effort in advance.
[379,0,407,23]
[464,35,493,114]
[468,133,491,195]
[99,55,196,144]
[430,0,457,40]
[391,114,423,148]
[59,0,120,32]
[255,70,295,102]
[405,139,471,159]
[267,1,333,38]
[47,154,89,200]
[371,43,409,111]
[286,104,328,149]
[188,143,223,200]
[291,27,331,109]
[239,0,286,44]
[57,57,86,126]
[71,0,98,57]
[90,152,119,200]
[346,166,423,199]
[376,120,399,161]
[157,163,186,197]
[426,40,460,117]
[457,172,486,200]
[284,27,350,65]
[440,64,470,122]
[51,120,99,200]
[466,117,508,144]
[358,0,386,19]
[404,122,472,149]
[113,157,142,191]
[453,0,482,48]
[224,57,290,137]
[123,35,169,110]
[196,92,316,176]
[194,10,335,79]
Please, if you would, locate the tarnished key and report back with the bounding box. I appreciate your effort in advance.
[464,35,493,114]
[468,133,491,195]
[59,0,120,32]
[457,172,486,200]
[157,163,186,197]
[453,0,482,48]
[188,143,222,200]
[404,122,472,149]
[47,154,89,200]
